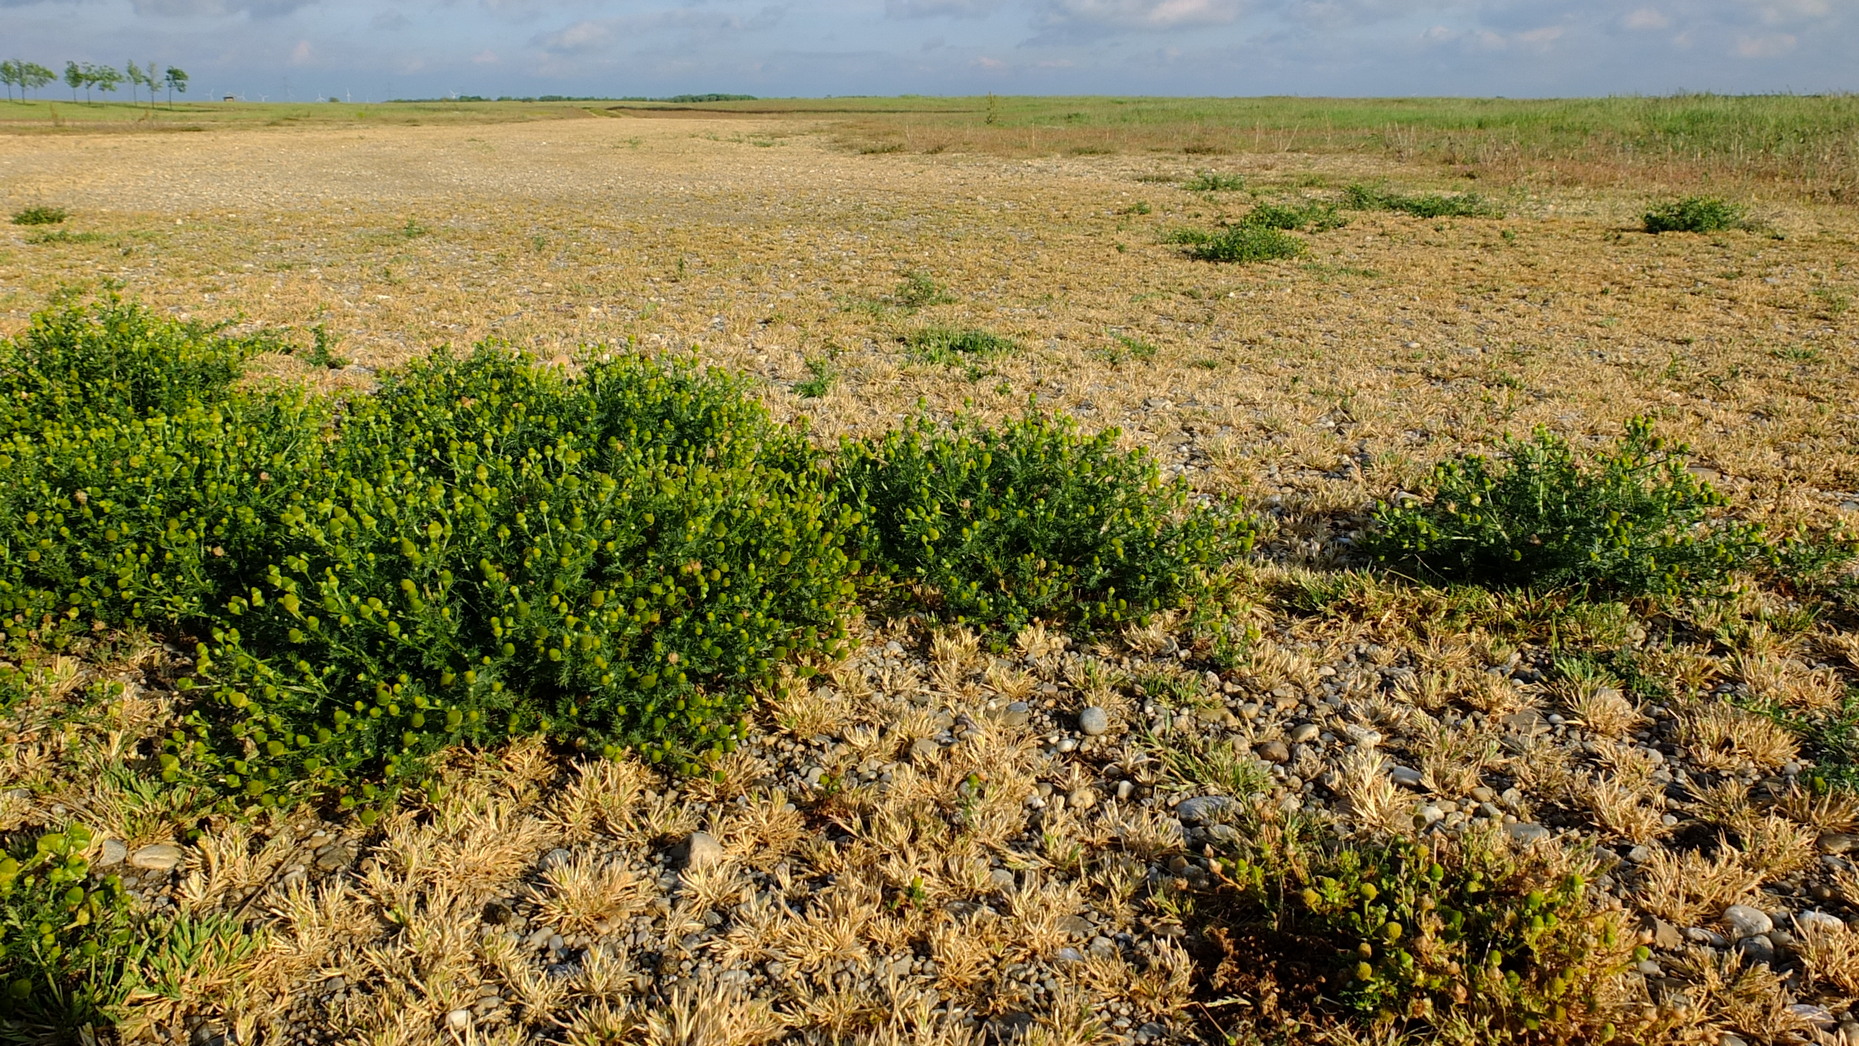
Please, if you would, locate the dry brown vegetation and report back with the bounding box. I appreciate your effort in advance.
[4,100,1859,1045]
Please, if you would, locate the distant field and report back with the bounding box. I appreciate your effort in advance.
[7,92,1855,199]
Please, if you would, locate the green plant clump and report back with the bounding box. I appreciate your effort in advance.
[1213,831,1644,1043]
[1366,419,1773,597]
[0,298,859,810]
[1242,201,1349,232]
[1171,223,1305,264]
[834,412,1251,634]
[1183,171,1246,192]
[1643,196,1748,234]
[0,826,137,1034]
[1344,184,1500,218]
[901,326,1021,366]
[10,206,68,227]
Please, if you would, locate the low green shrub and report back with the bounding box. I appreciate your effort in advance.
[1211,831,1644,1043]
[1174,224,1305,263]
[1344,184,1500,219]
[834,412,1250,634]
[10,206,68,227]
[1243,201,1349,232]
[1643,196,1748,234]
[1366,419,1772,597]
[1183,171,1245,192]
[1098,333,1158,365]
[902,327,1020,366]
[0,826,138,1035]
[795,354,836,398]
[890,271,955,311]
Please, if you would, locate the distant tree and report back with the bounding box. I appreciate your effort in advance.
[63,60,82,102]
[87,63,123,102]
[124,60,145,105]
[1,61,19,103]
[164,66,188,108]
[22,62,54,99]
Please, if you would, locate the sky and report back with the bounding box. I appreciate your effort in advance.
[1,0,1853,102]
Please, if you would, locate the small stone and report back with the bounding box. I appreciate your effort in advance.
[1819,833,1857,854]
[988,868,1016,891]
[1685,926,1728,948]
[1789,1004,1837,1030]
[1256,740,1290,764]
[1068,787,1098,812]
[1002,702,1031,728]
[1734,935,1774,966]
[447,1009,472,1031]
[1837,1021,1859,1046]
[94,838,128,868]
[1176,795,1239,825]
[681,831,723,871]
[315,844,355,873]
[1795,911,1846,935]
[1343,725,1382,748]
[1289,723,1320,744]
[1723,904,1773,938]
[1115,780,1134,801]
[129,843,184,871]
[1649,917,1684,950]
[1390,765,1424,788]
[1416,804,1445,827]
[1058,914,1093,937]
[1078,706,1110,737]
[1504,822,1550,846]
[909,737,941,764]
[1500,711,1547,735]
[1720,1035,1749,1046]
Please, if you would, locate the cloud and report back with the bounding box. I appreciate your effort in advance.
[533,6,787,58]
[371,10,409,30]
[886,0,1001,17]
[288,38,312,64]
[1734,31,1797,56]
[471,49,499,64]
[1036,0,1243,32]
[1623,7,1670,30]
[536,18,613,54]
[128,0,313,16]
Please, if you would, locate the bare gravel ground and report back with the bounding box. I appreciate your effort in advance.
[3,111,1859,1045]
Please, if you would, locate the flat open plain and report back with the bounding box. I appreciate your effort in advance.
[3,100,1859,1045]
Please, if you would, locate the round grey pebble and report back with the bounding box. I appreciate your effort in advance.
[1078,706,1110,736]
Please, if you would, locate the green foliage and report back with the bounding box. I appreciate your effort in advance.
[795,354,836,398]
[0,298,859,810]
[0,296,258,426]
[300,324,348,369]
[834,412,1250,635]
[890,272,955,311]
[0,826,138,1035]
[1366,419,1772,597]
[1243,201,1349,232]
[1170,223,1305,263]
[10,207,67,227]
[1184,171,1246,192]
[1215,831,1638,1041]
[1344,184,1501,218]
[1643,196,1748,234]
[902,327,1020,366]
[1748,691,1859,794]
[1097,334,1157,365]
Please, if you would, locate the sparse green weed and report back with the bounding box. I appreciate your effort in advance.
[10,206,68,227]
[1184,171,1246,192]
[901,326,1019,366]
[1643,196,1748,234]
[1344,184,1501,218]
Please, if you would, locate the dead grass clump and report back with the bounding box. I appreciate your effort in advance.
[1675,701,1799,770]
[1631,844,1763,926]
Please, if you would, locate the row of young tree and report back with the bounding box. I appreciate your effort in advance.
[0,60,189,106]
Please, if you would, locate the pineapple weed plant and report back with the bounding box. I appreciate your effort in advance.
[2,296,1847,1037]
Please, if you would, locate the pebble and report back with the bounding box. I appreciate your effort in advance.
[910,737,941,764]
[1078,706,1110,736]
[1735,935,1775,966]
[1288,723,1320,744]
[1176,795,1239,825]
[1255,740,1289,764]
[1685,927,1729,948]
[1002,702,1031,728]
[1504,822,1550,846]
[129,843,184,871]
[1789,1004,1837,1030]
[446,1009,471,1030]
[1820,833,1857,855]
[1390,765,1424,788]
[1068,787,1098,812]
[1723,904,1773,938]
[681,831,724,871]
[1795,911,1846,934]
[94,838,127,868]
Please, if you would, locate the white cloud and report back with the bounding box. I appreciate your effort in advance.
[886,0,1001,17]
[1623,7,1670,30]
[1734,31,1797,56]
[1037,0,1244,31]
[288,38,312,63]
[536,18,613,54]
[128,0,313,15]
